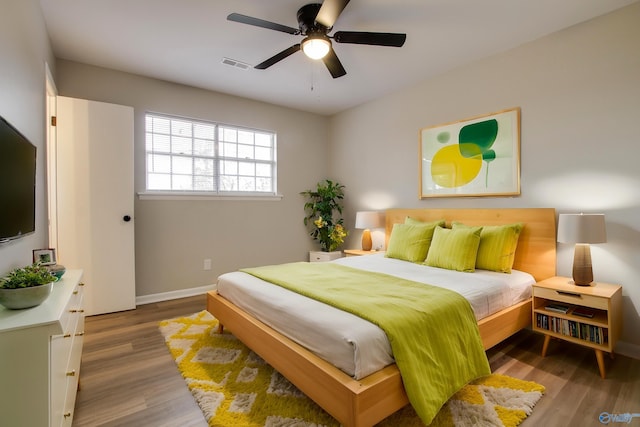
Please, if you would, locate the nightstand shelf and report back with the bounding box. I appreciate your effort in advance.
[532,276,622,378]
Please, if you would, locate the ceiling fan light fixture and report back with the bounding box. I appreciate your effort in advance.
[302,35,331,59]
[228,1,406,78]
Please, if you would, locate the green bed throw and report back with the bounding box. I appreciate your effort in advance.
[240,262,490,425]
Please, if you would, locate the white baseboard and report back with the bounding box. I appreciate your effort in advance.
[615,340,640,360]
[136,283,217,306]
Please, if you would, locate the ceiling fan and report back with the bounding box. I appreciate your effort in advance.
[227,0,407,78]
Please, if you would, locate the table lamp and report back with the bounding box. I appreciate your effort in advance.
[557,213,606,286]
[355,211,384,251]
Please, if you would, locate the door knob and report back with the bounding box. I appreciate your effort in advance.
[123,215,131,222]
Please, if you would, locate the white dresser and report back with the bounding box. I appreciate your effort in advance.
[0,270,84,426]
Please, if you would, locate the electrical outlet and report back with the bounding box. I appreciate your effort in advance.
[203,259,212,270]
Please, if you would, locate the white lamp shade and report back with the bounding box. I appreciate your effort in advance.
[355,211,384,230]
[557,213,607,244]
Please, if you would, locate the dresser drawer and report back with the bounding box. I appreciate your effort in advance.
[51,334,72,427]
[309,251,343,262]
[58,283,84,334]
[51,281,84,427]
[533,286,608,310]
[60,355,80,427]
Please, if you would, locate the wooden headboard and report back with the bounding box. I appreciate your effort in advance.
[384,208,556,281]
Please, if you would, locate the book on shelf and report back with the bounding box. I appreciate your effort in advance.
[572,306,596,318]
[536,312,607,345]
[545,303,570,313]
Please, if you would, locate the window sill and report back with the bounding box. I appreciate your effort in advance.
[137,191,284,201]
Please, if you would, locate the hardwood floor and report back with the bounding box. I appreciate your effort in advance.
[73,295,640,426]
[73,295,208,427]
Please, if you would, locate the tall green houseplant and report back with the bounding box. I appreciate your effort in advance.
[301,179,348,252]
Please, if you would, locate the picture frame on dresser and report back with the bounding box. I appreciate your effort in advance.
[33,247,57,265]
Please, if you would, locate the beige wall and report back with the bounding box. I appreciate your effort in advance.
[0,0,55,273]
[329,4,640,351]
[54,61,329,297]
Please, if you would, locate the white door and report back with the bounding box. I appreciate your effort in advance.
[56,97,136,315]
[45,64,58,250]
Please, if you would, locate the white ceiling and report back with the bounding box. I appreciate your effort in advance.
[40,0,638,116]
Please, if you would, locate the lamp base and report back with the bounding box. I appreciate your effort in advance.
[572,243,594,286]
[361,229,372,251]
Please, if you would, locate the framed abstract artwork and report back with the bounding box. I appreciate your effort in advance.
[419,107,521,198]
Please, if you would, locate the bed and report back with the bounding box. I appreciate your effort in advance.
[207,208,556,427]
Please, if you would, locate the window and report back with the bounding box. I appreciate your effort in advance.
[145,113,277,196]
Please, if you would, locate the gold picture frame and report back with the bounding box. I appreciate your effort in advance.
[419,107,521,198]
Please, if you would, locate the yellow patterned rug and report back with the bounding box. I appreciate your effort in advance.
[160,311,544,427]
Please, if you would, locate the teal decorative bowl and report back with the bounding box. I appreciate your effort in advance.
[47,264,66,281]
[52,269,66,280]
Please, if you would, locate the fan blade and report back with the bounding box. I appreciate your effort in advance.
[322,48,347,78]
[334,31,406,47]
[315,0,350,29]
[254,44,301,70]
[227,13,299,35]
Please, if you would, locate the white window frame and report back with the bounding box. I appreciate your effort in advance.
[140,113,280,200]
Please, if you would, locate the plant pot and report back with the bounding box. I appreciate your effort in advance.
[0,282,54,309]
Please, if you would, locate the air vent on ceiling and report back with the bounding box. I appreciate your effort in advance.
[222,57,250,70]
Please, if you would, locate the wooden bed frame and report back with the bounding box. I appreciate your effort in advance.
[207,208,556,427]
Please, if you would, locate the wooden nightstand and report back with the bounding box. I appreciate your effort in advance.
[532,276,622,378]
[343,249,384,257]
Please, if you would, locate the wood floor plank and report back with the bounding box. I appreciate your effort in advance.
[72,295,640,427]
[72,295,208,427]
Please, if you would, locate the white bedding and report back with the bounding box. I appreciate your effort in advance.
[216,253,534,379]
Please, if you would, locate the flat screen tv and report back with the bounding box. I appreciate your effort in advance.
[0,115,37,243]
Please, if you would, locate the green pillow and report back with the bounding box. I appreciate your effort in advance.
[424,226,482,272]
[404,216,445,226]
[385,220,443,263]
[452,222,523,273]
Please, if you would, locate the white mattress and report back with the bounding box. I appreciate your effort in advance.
[216,253,534,379]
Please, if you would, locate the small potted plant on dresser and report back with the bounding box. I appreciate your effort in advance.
[0,263,57,309]
[301,179,348,262]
